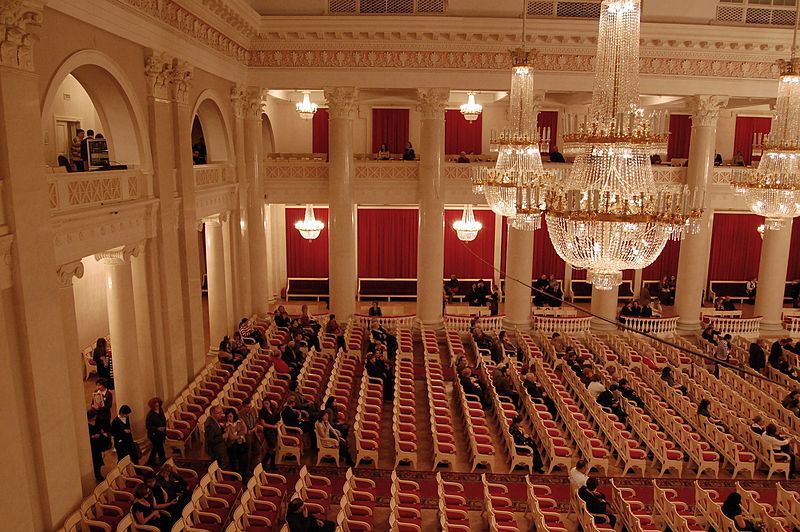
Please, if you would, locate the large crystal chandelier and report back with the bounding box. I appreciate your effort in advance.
[453,205,483,242]
[460,92,483,122]
[545,0,701,290]
[733,5,800,231]
[295,204,324,240]
[471,5,550,230]
[296,91,318,120]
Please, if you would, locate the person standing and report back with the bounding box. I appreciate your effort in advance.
[110,404,139,464]
[145,397,167,467]
[258,399,280,470]
[204,406,227,467]
[70,129,85,171]
[80,129,95,169]
[240,398,260,474]
[87,410,109,482]
[748,340,767,374]
[90,377,113,431]
[223,408,248,479]
[92,338,113,388]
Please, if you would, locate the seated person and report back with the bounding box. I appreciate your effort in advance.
[377,142,391,160]
[578,478,617,528]
[649,297,663,317]
[325,314,347,353]
[456,151,470,163]
[533,274,549,306]
[523,372,557,417]
[722,296,737,311]
[281,397,310,433]
[286,497,336,532]
[549,147,565,163]
[551,332,568,355]
[733,150,745,166]
[721,492,759,532]
[444,274,460,302]
[217,336,244,367]
[750,415,767,435]
[714,153,723,166]
[701,324,719,346]
[597,384,626,422]
[402,142,415,161]
[238,317,266,347]
[617,379,643,408]
[508,416,544,473]
[745,278,757,302]
[660,366,676,387]
[619,301,635,323]
[368,301,382,316]
[761,424,797,476]
[658,276,674,305]
[587,374,606,399]
[697,399,724,427]
[493,364,519,405]
[315,411,355,467]
[460,367,487,407]
[273,305,291,328]
[472,326,499,362]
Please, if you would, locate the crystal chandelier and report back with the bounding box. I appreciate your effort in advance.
[295,205,324,240]
[545,0,701,290]
[296,91,318,120]
[453,205,483,242]
[460,92,483,122]
[471,4,550,229]
[733,5,800,231]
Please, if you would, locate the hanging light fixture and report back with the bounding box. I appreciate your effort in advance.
[295,205,324,240]
[295,91,318,120]
[460,92,483,122]
[453,205,483,242]
[471,2,550,228]
[733,2,800,231]
[757,223,766,238]
[544,0,701,290]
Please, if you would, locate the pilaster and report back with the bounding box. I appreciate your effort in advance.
[230,83,252,315]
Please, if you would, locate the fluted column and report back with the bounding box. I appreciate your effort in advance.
[504,227,535,328]
[416,88,449,326]
[204,214,230,350]
[56,261,94,494]
[591,285,620,331]
[325,87,358,321]
[231,86,253,316]
[96,247,145,438]
[130,241,157,399]
[754,221,793,331]
[675,95,729,333]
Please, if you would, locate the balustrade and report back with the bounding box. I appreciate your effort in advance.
[533,315,593,334]
[532,307,577,317]
[708,316,762,338]
[48,169,150,212]
[352,313,416,330]
[443,314,504,333]
[784,316,800,338]
[193,163,234,187]
[623,316,679,337]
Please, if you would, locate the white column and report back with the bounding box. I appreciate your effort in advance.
[204,214,229,351]
[416,88,449,326]
[504,226,534,328]
[222,215,236,328]
[674,95,729,333]
[591,285,620,331]
[325,87,358,321]
[130,241,157,400]
[56,260,94,494]
[492,214,503,290]
[633,269,643,299]
[96,247,145,438]
[754,221,793,332]
[231,85,253,317]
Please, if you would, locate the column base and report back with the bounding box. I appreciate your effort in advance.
[503,318,532,331]
[760,320,786,334]
[418,317,444,330]
[676,319,702,335]
[591,317,618,332]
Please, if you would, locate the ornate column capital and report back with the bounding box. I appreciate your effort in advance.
[94,244,140,266]
[56,260,85,288]
[203,212,228,227]
[231,83,247,119]
[417,88,449,120]
[0,0,43,71]
[144,50,173,101]
[689,95,729,127]
[171,59,194,106]
[324,87,358,119]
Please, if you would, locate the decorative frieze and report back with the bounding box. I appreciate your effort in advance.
[0,0,43,71]
[144,51,173,101]
[171,60,194,105]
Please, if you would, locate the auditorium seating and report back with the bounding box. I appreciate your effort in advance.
[435,472,471,531]
[393,355,418,468]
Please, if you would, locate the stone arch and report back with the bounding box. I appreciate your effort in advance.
[190,89,234,163]
[261,112,276,153]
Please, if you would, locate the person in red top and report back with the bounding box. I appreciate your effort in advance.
[272,351,290,374]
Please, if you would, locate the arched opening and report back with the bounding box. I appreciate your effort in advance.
[191,116,207,164]
[41,51,150,173]
[261,112,276,154]
[191,94,232,164]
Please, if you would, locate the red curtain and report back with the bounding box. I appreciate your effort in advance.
[708,213,764,281]
[358,208,418,278]
[500,216,508,278]
[537,111,559,155]
[285,207,329,278]
[444,209,494,279]
[312,108,329,154]
[372,109,409,154]
[533,217,566,277]
[667,114,691,161]
[642,239,681,281]
[444,110,482,155]
[734,116,772,166]
[787,219,800,281]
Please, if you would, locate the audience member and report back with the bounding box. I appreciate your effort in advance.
[286,498,336,532]
[460,367,488,407]
[733,150,745,166]
[578,477,617,528]
[70,129,86,171]
[131,483,171,530]
[721,492,758,531]
[204,406,227,467]
[92,338,113,389]
[111,404,139,464]
[456,151,470,163]
[377,142,391,160]
[587,374,606,399]
[273,305,291,328]
[80,129,95,167]
[660,366,676,387]
[90,377,113,430]
[315,411,355,467]
[223,408,248,480]
[156,463,189,512]
[697,399,724,427]
[444,274,460,302]
[701,324,719,346]
[750,415,766,435]
[368,301,383,316]
[508,415,544,473]
[145,397,167,467]
[569,460,589,491]
[258,399,280,470]
[761,424,796,477]
[745,278,757,303]
[748,339,767,374]
[402,142,415,161]
[87,410,109,482]
[325,314,347,353]
[239,317,266,347]
[714,153,723,166]
[549,146,565,163]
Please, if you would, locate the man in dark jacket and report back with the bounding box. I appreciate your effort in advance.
[749,340,766,374]
[579,478,617,528]
[204,406,227,467]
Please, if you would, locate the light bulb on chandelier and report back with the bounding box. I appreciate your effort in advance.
[295,204,324,240]
[460,92,483,123]
[296,91,318,120]
[453,205,483,242]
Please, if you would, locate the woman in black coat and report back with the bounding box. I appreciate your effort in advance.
[145,397,168,467]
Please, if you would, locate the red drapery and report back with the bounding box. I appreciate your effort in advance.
[371,109,409,154]
[734,116,772,166]
[667,114,692,161]
[444,209,495,279]
[642,239,681,281]
[537,111,559,154]
[444,110,482,155]
[500,216,508,277]
[312,108,329,154]
[787,220,800,281]
[358,208,418,278]
[285,207,329,278]
[533,217,566,277]
[708,213,764,281]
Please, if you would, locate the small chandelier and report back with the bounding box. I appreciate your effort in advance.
[295,205,324,240]
[453,205,483,242]
[295,91,318,120]
[544,0,700,290]
[757,223,766,238]
[460,92,483,122]
[733,4,800,231]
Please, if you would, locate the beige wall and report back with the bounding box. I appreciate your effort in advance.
[72,257,110,349]
[44,75,103,165]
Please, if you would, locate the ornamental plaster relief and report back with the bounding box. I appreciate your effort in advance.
[0,0,42,71]
[195,183,238,221]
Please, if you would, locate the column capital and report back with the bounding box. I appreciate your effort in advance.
[95,245,140,266]
[689,95,730,128]
[56,260,85,288]
[416,88,449,120]
[203,212,228,227]
[144,50,173,101]
[0,0,43,72]
[171,59,194,106]
[324,87,358,119]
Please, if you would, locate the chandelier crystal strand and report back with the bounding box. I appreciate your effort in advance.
[295,204,324,240]
[733,2,800,231]
[453,204,483,242]
[544,0,700,290]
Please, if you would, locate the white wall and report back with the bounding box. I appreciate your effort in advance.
[72,257,109,349]
[44,74,103,165]
[263,96,313,153]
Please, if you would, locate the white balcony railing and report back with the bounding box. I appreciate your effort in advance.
[709,316,763,339]
[193,163,234,188]
[444,314,505,333]
[48,169,149,213]
[784,316,800,338]
[623,316,679,337]
[534,315,593,334]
